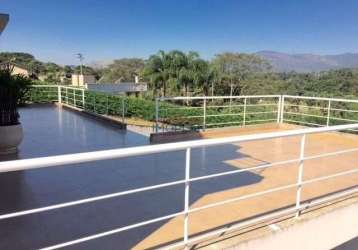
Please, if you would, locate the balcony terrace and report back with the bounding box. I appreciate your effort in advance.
[0,86,357,249]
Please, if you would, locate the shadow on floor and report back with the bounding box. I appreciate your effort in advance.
[0,105,266,250]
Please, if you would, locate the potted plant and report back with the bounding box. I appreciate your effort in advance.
[0,64,32,154]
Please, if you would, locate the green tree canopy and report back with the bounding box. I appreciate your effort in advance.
[99,58,145,83]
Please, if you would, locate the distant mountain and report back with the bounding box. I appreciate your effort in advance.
[256,51,358,73]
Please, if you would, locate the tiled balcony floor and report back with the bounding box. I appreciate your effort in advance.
[0,105,357,250]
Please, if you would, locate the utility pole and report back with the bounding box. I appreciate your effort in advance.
[76,53,84,75]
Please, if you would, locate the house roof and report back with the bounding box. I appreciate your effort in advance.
[0,14,9,34]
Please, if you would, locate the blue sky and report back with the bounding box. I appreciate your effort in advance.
[1,0,358,65]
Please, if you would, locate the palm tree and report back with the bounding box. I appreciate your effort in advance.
[143,51,167,97]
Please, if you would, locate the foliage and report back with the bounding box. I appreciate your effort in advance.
[0,52,98,83]
[0,65,32,126]
[142,50,215,98]
[98,58,145,83]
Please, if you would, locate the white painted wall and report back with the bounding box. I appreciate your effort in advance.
[85,83,147,93]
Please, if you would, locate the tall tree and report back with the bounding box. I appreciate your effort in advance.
[142,50,170,97]
[212,53,272,96]
[99,58,145,83]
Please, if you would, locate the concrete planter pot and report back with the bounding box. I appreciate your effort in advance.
[0,124,23,154]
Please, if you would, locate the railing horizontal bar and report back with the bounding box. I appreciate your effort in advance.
[345,128,358,133]
[284,95,358,104]
[283,119,324,127]
[162,106,203,110]
[245,111,277,115]
[206,104,244,108]
[205,111,276,118]
[178,115,203,119]
[190,158,300,182]
[160,95,281,101]
[246,103,278,107]
[245,118,277,123]
[0,179,186,220]
[189,183,297,213]
[205,118,276,127]
[329,117,358,123]
[206,113,243,117]
[205,121,243,126]
[206,103,277,109]
[3,124,358,173]
[40,211,185,250]
[190,147,358,183]
[31,85,59,88]
[284,111,327,119]
[284,104,328,110]
[330,108,358,113]
[304,147,358,161]
[302,168,358,185]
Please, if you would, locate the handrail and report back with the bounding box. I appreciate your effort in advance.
[284,95,358,103]
[1,123,358,173]
[159,95,280,101]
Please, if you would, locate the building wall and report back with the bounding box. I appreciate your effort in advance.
[72,74,96,86]
[0,64,30,77]
[12,66,30,76]
[85,83,148,93]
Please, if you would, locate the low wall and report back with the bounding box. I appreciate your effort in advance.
[225,198,358,250]
[150,130,202,143]
[56,103,127,129]
[150,123,284,143]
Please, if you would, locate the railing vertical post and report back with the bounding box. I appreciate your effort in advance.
[73,89,76,107]
[122,98,125,124]
[106,95,109,115]
[66,87,68,104]
[280,95,285,123]
[82,89,85,109]
[30,86,33,103]
[183,147,191,250]
[203,98,206,131]
[155,98,159,133]
[93,94,96,113]
[57,86,62,104]
[276,96,282,123]
[295,134,306,218]
[326,100,331,127]
[229,83,233,112]
[243,97,247,126]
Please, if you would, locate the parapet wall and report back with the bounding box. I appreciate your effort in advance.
[220,197,358,250]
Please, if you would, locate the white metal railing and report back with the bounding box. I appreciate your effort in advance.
[282,95,358,130]
[1,124,358,249]
[155,95,281,132]
[29,85,126,124]
[28,86,358,134]
[156,95,358,133]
